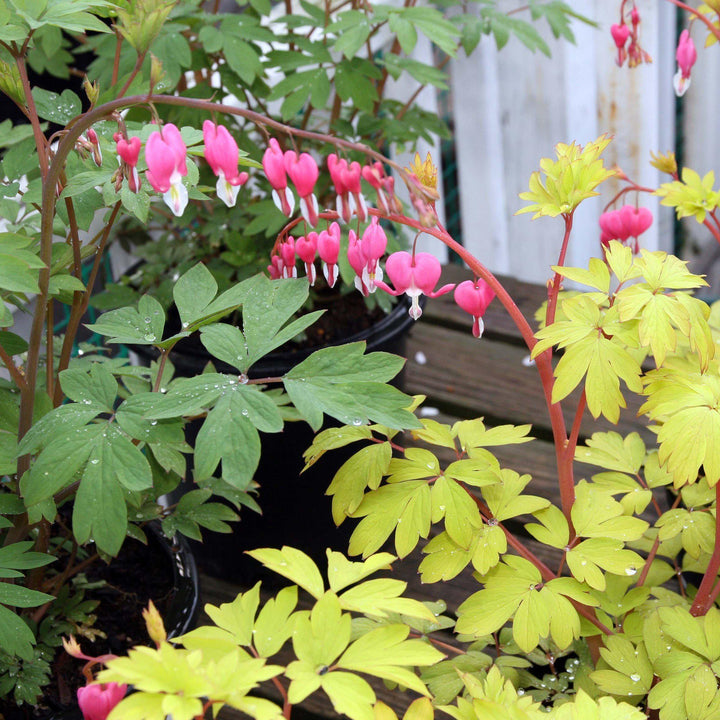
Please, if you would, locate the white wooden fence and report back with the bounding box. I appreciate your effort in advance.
[398,1,719,286]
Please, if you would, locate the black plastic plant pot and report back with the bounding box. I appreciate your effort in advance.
[8,524,200,720]
[127,289,415,586]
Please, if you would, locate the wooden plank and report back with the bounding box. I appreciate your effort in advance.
[403,321,651,443]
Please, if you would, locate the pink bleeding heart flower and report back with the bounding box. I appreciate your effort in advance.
[115,134,142,192]
[145,123,189,217]
[77,682,127,720]
[348,229,370,296]
[611,23,630,49]
[376,251,455,320]
[599,205,652,254]
[267,254,283,280]
[359,216,387,289]
[610,23,630,66]
[263,138,294,216]
[203,121,248,208]
[285,151,320,226]
[317,222,341,288]
[673,29,697,97]
[295,233,319,285]
[280,237,297,279]
[454,279,495,339]
[86,128,102,167]
[328,154,367,222]
[362,162,395,214]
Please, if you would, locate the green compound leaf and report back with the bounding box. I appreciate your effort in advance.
[326,441,393,525]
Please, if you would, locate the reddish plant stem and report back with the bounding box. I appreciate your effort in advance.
[111,30,123,87]
[54,202,122,405]
[702,217,720,246]
[545,212,573,328]
[663,0,720,43]
[14,52,49,179]
[0,344,26,390]
[636,536,660,588]
[602,183,655,213]
[690,483,720,616]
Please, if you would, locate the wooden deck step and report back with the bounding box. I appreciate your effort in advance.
[403,321,650,444]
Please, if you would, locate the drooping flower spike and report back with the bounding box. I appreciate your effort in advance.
[317,222,341,288]
[328,154,367,223]
[145,123,189,217]
[263,138,295,216]
[295,232,319,285]
[114,133,142,192]
[375,251,455,320]
[77,682,128,720]
[202,121,249,208]
[285,151,320,226]
[673,29,697,97]
[454,279,495,338]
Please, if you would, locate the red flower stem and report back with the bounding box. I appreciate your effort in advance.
[702,217,720,246]
[663,0,720,44]
[690,483,720,615]
[602,183,655,213]
[635,536,660,588]
[545,212,573,329]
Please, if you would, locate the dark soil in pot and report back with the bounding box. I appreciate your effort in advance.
[1,526,199,720]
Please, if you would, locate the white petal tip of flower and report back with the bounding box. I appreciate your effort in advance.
[522,354,536,367]
[409,299,423,321]
[414,351,427,365]
[163,183,188,217]
[673,70,690,97]
[217,177,241,208]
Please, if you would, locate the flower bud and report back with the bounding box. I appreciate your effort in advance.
[142,600,166,646]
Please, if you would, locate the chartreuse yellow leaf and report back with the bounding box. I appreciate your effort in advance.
[550,690,648,720]
[456,557,583,652]
[575,431,646,474]
[252,585,299,657]
[453,418,534,451]
[533,295,643,422]
[524,506,569,549]
[339,578,437,622]
[566,538,643,591]
[571,481,648,541]
[552,257,611,292]
[411,418,457,449]
[320,672,377,720]
[440,667,545,720]
[420,523,507,582]
[656,167,720,223]
[604,240,642,285]
[349,481,431,558]
[338,624,444,694]
[326,550,396,592]
[656,508,715,558]
[202,582,261,647]
[658,606,720,661]
[303,425,374,469]
[326,441,393,524]
[641,363,720,485]
[374,698,433,720]
[591,636,653,698]
[247,547,325,598]
[290,591,351,675]
[517,135,615,218]
[431,475,482,547]
[387,448,440,481]
[482,469,549,522]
